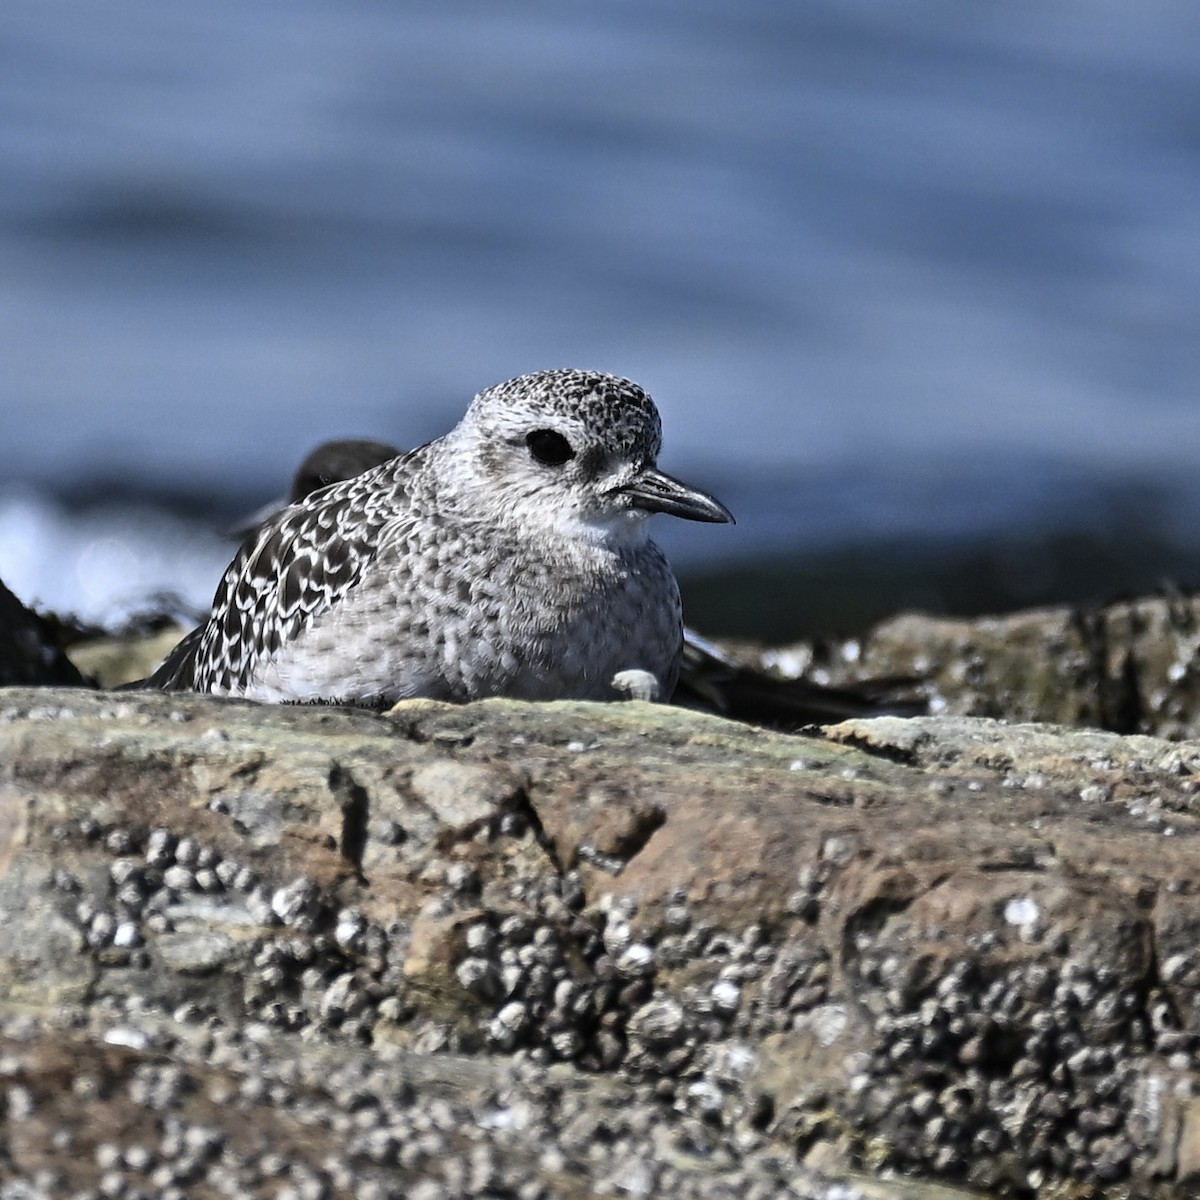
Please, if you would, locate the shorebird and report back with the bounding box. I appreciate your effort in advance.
[216,428,927,725]
[146,369,732,706]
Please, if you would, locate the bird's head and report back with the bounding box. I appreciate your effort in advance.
[444,369,733,543]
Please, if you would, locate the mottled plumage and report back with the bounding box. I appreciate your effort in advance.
[148,369,732,706]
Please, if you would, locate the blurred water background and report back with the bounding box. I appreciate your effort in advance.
[4,1,1200,641]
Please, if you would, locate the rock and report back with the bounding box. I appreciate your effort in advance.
[2,685,1200,1195]
[0,576,89,687]
[746,591,1200,740]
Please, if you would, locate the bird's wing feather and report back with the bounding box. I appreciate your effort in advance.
[148,454,419,693]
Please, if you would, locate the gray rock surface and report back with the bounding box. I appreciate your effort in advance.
[2,686,1200,1197]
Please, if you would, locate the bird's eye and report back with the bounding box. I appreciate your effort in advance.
[526,429,575,466]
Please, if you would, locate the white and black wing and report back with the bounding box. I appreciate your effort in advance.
[148,457,414,694]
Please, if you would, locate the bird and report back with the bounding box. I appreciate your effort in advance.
[145,369,733,706]
[216,430,929,728]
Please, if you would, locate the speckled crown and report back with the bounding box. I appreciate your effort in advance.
[469,369,664,462]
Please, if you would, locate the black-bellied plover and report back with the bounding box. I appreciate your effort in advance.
[220,436,926,724]
[222,433,927,725]
[146,369,733,706]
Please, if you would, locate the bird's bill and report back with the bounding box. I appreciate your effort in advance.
[618,467,734,524]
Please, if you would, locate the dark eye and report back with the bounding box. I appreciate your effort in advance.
[526,429,575,466]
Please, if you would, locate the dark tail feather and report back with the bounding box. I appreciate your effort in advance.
[674,633,927,729]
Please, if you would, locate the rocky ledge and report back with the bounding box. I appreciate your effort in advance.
[3,685,1200,1198]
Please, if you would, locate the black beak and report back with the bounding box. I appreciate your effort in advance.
[619,467,734,524]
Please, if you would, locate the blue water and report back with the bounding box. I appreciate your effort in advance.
[4,1,1200,625]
